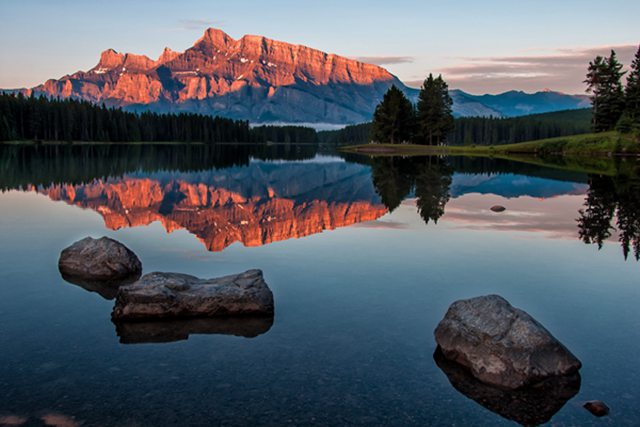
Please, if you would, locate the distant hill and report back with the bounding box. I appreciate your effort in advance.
[4,27,590,124]
[450,89,590,117]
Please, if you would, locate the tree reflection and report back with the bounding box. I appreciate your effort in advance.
[578,168,640,260]
[370,156,452,224]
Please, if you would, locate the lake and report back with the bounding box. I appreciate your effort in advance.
[0,144,638,426]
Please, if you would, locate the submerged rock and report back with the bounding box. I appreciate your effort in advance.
[114,316,274,344]
[111,269,274,320]
[58,236,142,285]
[583,400,610,417]
[434,348,580,426]
[434,295,581,389]
[490,205,506,212]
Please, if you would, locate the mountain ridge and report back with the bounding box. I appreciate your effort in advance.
[8,28,590,124]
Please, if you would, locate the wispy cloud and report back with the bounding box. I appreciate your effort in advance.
[435,44,638,94]
[178,19,225,31]
[353,56,414,65]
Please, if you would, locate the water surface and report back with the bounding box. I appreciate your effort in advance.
[0,144,639,426]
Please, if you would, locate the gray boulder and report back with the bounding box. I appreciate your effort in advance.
[112,269,274,320]
[59,236,142,285]
[434,295,581,389]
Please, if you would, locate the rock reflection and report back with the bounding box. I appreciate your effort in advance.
[434,348,581,426]
[114,316,274,344]
[60,273,139,300]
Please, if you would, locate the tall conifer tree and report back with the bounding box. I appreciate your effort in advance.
[416,74,454,145]
[624,45,640,127]
[585,50,626,131]
[370,85,415,144]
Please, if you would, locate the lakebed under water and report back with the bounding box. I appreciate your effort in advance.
[0,144,638,426]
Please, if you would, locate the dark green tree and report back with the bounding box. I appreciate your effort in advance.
[624,45,640,129]
[416,74,454,145]
[371,85,415,144]
[585,51,626,131]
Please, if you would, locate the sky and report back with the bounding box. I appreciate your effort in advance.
[0,0,638,94]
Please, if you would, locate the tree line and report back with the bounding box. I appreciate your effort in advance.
[585,45,640,133]
[370,74,454,145]
[0,93,317,143]
[321,108,592,146]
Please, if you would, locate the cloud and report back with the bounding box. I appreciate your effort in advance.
[436,44,638,94]
[178,19,225,31]
[353,56,414,65]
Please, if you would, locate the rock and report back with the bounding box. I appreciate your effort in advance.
[58,236,142,285]
[434,348,580,426]
[111,269,274,320]
[434,295,581,389]
[583,400,610,417]
[490,205,506,212]
[114,316,274,344]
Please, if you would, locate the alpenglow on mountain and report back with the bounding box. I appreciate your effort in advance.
[23,28,589,124]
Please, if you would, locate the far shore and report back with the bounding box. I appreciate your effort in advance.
[340,132,640,158]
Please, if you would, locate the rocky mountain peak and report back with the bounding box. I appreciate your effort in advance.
[97,48,125,69]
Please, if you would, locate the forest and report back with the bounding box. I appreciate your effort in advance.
[0,93,315,143]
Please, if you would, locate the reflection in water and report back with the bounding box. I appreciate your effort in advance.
[32,162,387,251]
[60,273,139,300]
[114,317,274,344]
[434,348,581,426]
[371,156,452,224]
[578,171,640,260]
[3,143,640,258]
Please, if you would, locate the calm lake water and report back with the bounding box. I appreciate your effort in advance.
[0,144,639,426]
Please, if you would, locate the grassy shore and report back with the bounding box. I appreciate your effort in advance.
[340,132,640,157]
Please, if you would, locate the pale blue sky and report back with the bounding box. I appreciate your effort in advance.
[1,0,638,93]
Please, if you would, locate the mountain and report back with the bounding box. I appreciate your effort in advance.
[18,28,590,124]
[29,28,403,125]
[451,89,590,117]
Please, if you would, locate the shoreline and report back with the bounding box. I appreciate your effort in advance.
[340,132,640,158]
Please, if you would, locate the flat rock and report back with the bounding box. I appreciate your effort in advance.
[111,269,274,320]
[434,295,581,389]
[58,236,142,284]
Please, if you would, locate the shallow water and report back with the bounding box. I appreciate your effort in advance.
[0,144,638,426]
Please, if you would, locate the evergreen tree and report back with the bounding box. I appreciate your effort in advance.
[416,74,454,145]
[624,45,640,128]
[585,50,626,131]
[371,85,415,144]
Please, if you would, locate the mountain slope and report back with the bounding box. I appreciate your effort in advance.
[30,28,404,124]
[19,28,590,124]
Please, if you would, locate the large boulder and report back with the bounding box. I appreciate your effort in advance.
[58,236,142,285]
[111,269,274,320]
[434,295,581,389]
